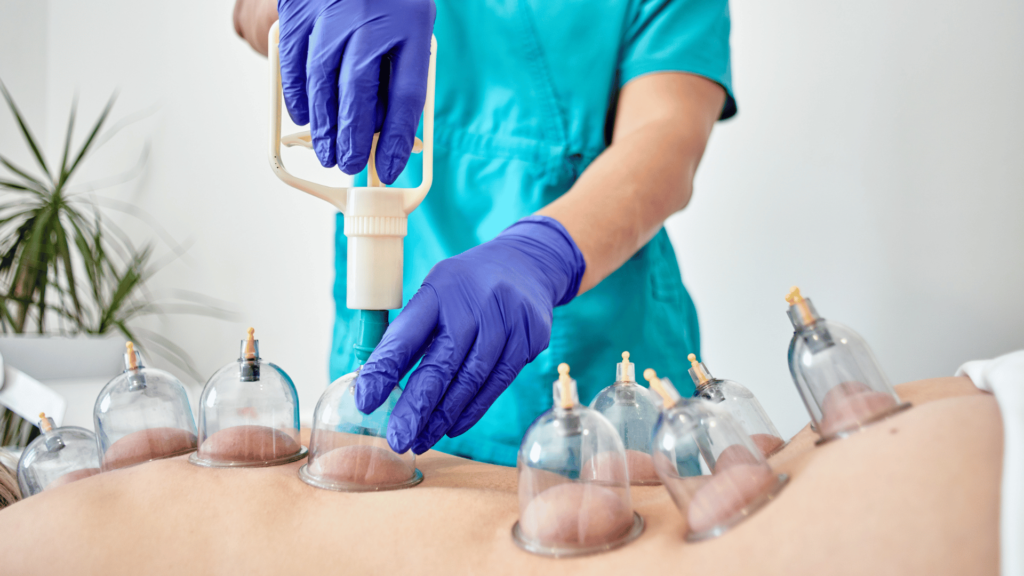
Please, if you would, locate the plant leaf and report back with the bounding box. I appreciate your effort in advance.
[0,179,43,195]
[62,92,117,185]
[0,152,48,190]
[58,95,78,181]
[52,218,83,326]
[0,79,51,183]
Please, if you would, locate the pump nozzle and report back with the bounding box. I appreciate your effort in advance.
[557,363,575,409]
[617,351,635,383]
[124,341,148,390]
[784,286,804,305]
[244,328,257,360]
[644,369,681,408]
[687,353,711,386]
[38,412,65,452]
[785,286,816,326]
[240,328,261,382]
[126,342,138,370]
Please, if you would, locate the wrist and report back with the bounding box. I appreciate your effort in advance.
[498,215,587,307]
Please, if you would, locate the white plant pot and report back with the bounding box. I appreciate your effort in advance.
[0,334,125,380]
[0,335,127,431]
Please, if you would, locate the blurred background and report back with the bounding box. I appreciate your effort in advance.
[0,0,1021,439]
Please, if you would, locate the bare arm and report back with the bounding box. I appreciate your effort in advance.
[235,0,723,293]
[233,0,278,56]
[537,73,725,293]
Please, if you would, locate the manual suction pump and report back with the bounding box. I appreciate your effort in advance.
[17,413,101,497]
[190,328,306,467]
[268,22,438,364]
[645,369,788,541]
[785,287,909,442]
[589,352,662,485]
[94,342,198,471]
[513,364,645,558]
[687,353,783,456]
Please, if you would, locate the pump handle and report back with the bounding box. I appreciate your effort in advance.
[267,21,436,214]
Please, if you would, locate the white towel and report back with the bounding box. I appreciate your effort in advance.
[957,350,1024,576]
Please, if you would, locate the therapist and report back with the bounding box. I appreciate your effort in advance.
[234,0,735,466]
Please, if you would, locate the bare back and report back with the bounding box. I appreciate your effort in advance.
[0,377,1000,575]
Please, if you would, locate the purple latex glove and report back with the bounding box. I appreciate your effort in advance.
[355,216,587,454]
[277,0,435,183]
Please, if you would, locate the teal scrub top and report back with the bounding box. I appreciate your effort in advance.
[331,0,736,467]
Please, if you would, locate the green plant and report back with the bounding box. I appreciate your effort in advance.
[0,82,149,335]
[0,80,227,447]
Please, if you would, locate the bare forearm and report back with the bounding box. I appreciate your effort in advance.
[537,73,725,293]
[234,0,278,56]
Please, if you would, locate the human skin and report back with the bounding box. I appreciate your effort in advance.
[102,428,197,471]
[232,0,724,295]
[0,377,999,575]
[198,425,301,462]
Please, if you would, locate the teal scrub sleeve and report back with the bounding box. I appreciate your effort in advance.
[619,0,736,119]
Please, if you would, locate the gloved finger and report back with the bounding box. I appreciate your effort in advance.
[374,37,431,184]
[410,331,506,454]
[277,0,311,126]
[355,287,439,415]
[446,348,529,439]
[386,317,476,453]
[305,13,349,167]
[336,26,389,175]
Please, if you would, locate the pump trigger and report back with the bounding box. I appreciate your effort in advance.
[282,131,313,149]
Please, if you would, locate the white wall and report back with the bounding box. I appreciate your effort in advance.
[35,0,338,421]
[2,0,1022,438]
[0,0,49,162]
[670,0,1024,437]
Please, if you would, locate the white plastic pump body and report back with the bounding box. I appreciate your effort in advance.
[267,22,437,310]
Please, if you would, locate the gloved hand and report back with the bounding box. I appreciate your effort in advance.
[355,216,587,454]
[277,0,435,183]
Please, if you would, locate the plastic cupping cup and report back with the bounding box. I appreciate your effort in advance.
[190,329,307,467]
[646,369,788,541]
[589,352,662,485]
[17,414,101,497]
[94,343,198,471]
[785,287,910,442]
[687,353,784,457]
[299,369,422,491]
[513,364,645,558]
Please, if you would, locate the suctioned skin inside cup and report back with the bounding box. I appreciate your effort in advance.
[199,425,301,462]
[785,288,907,441]
[519,482,635,547]
[19,418,103,497]
[818,381,899,438]
[712,444,761,472]
[192,330,307,467]
[751,434,785,457]
[307,443,414,487]
[657,442,783,538]
[45,468,100,490]
[688,354,785,458]
[301,370,421,491]
[103,428,198,470]
[588,352,662,485]
[647,369,786,540]
[623,450,658,483]
[686,463,777,534]
[94,343,199,471]
[515,363,643,555]
[581,450,659,484]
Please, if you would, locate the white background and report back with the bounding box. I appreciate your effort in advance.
[1,0,1022,438]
